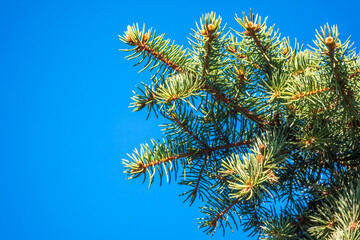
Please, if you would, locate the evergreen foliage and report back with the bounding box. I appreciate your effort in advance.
[119,11,360,239]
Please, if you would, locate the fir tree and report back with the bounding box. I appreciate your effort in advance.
[119,11,360,239]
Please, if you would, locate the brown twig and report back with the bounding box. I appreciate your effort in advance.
[245,26,274,70]
[348,69,360,80]
[130,39,183,73]
[132,140,252,173]
[192,156,208,198]
[171,114,207,147]
[210,198,240,226]
[203,84,268,125]
[228,47,264,72]
[291,87,334,100]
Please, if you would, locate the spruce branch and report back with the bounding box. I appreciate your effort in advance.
[119,24,189,77]
[290,87,334,100]
[234,11,278,72]
[120,11,360,238]
[227,45,265,72]
[203,83,268,125]
[123,139,251,186]
[209,197,241,229]
[169,112,207,147]
[348,68,360,80]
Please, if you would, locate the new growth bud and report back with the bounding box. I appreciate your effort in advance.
[142,33,149,43]
[325,37,334,45]
[245,21,260,33]
[348,222,358,231]
[228,46,236,53]
[237,69,244,76]
[304,137,315,146]
[273,90,280,98]
[282,47,289,55]
[325,37,334,47]
[207,24,215,32]
[245,21,254,29]
[257,154,265,163]
[259,144,266,153]
[125,34,133,43]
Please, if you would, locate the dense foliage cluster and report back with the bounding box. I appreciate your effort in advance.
[119,11,360,239]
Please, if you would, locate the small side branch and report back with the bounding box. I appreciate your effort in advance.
[244,22,274,70]
[204,84,268,125]
[192,156,208,198]
[171,114,207,147]
[291,87,334,100]
[228,47,265,72]
[136,43,184,73]
[125,32,184,73]
[327,45,343,91]
[210,198,240,226]
[348,68,360,80]
[131,140,251,173]
[213,120,230,145]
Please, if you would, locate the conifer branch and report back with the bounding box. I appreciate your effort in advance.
[127,140,252,175]
[203,84,268,125]
[121,13,360,238]
[323,36,358,114]
[228,47,265,72]
[291,67,318,77]
[119,24,188,77]
[248,31,273,69]
[212,119,230,145]
[241,20,275,70]
[348,68,360,79]
[192,156,208,198]
[210,197,240,227]
[311,100,338,114]
[136,152,194,171]
[170,113,207,147]
[326,40,345,92]
[200,140,252,155]
[201,30,215,80]
[199,22,267,125]
[291,87,334,100]
[133,41,184,73]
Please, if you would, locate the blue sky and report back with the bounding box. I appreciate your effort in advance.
[1,0,360,239]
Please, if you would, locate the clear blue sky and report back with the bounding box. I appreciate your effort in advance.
[1,0,359,239]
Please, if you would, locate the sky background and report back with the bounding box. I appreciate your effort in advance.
[1,0,360,239]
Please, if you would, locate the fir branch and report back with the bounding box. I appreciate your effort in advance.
[204,140,252,154]
[228,47,265,72]
[348,68,360,79]
[192,156,208,199]
[170,113,207,147]
[291,87,334,100]
[311,100,338,114]
[326,39,345,92]
[119,24,188,77]
[210,197,241,227]
[291,66,318,77]
[246,26,274,70]
[324,41,344,77]
[196,19,268,125]
[138,152,193,171]
[201,28,216,80]
[203,84,268,125]
[211,115,230,145]
[134,42,184,73]
[121,12,360,238]
[234,13,277,71]
[125,140,252,177]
